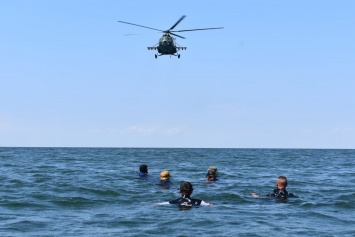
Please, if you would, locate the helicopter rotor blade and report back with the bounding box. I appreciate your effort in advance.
[124,32,162,36]
[168,15,186,31]
[172,27,224,33]
[118,21,163,32]
[170,32,186,39]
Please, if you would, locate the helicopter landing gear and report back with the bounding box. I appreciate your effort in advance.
[178,54,180,59]
[155,54,157,59]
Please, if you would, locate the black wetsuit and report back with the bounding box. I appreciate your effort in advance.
[267,188,294,199]
[169,194,202,208]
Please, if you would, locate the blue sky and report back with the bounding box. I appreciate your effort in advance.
[1,1,354,148]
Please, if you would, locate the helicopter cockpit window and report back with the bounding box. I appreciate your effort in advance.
[160,36,172,45]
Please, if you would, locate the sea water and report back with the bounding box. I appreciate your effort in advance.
[0,148,354,236]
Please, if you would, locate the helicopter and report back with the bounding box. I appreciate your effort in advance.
[117,16,223,58]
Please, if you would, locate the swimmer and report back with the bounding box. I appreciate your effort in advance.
[139,164,148,177]
[251,176,294,199]
[208,166,218,173]
[157,170,172,189]
[206,169,217,181]
[158,181,213,208]
[206,166,218,181]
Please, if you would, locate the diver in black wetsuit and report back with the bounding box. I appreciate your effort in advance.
[252,176,294,199]
[139,164,148,177]
[158,182,212,208]
[267,187,294,199]
[266,176,294,198]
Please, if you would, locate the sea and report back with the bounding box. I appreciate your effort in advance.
[0,148,354,237]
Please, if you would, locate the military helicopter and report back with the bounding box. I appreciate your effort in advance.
[118,16,223,58]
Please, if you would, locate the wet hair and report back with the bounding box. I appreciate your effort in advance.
[206,170,216,177]
[276,176,288,188]
[160,170,170,181]
[139,164,148,173]
[208,166,218,173]
[179,181,194,194]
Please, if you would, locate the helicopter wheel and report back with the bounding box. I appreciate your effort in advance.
[155,54,157,59]
[178,54,180,59]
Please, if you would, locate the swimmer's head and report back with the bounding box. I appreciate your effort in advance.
[208,166,218,173]
[140,164,148,173]
[178,181,194,194]
[276,176,288,188]
[206,170,217,181]
[160,170,171,181]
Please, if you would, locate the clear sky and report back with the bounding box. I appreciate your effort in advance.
[1,1,354,148]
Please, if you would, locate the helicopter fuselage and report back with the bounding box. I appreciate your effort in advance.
[157,34,177,55]
[147,34,186,58]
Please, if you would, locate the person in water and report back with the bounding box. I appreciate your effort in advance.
[206,169,217,181]
[159,181,212,208]
[206,166,218,181]
[139,164,148,177]
[157,170,172,189]
[208,166,218,173]
[251,176,294,199]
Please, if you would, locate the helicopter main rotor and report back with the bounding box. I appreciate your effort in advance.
[118,15,223,39]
